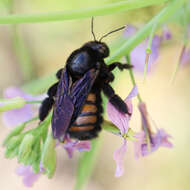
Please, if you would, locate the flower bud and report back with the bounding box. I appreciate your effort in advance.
[3,123,25,146]
[18,134,35,164]
[41,133,56,178]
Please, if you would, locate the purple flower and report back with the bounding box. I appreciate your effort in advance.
[16,165,43,187]
[63,135,91,158]
[180,47,190,66]
[161,25,172,41]
[124,25,162,73]
[134,102,173,159]
[134,129,173,159]
[2,87,44,127]
[107,86,138,177]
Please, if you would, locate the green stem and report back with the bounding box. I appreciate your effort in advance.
[126,55,142,102]
[25,100,42,104]
[0,0,169,24]
[106,0,186,64]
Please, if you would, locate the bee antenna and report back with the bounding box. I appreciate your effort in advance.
[99,25,126,42]
[91,17,97,41]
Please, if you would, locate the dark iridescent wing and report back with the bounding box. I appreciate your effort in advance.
[52,68,74,140]
[70,68,99,122]
[52,67,99,141]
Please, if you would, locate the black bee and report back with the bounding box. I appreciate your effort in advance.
[39,19,132,141]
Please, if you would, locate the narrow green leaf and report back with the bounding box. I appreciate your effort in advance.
[74,138,102,190]
[0,0,170,25]
[3,123,25,146]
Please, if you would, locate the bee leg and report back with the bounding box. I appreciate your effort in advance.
[39,82,59,121]
[102,83,131,115]
[108,62,132,71]
[56,68,64,79]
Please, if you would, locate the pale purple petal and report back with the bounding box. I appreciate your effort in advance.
[4,87,45,101]
[138,102,152,134]
[107,86,137,134]
[133,131,145,159]
[2,87,44,127]
[130,35,161,73]
[113,140,127,177]
[125,85,138,100]
[64,137,91,158]
[16,165,41,187]
[123,25,137,38]
[154,129,173,148]
[107,101,130,134]
[2,106,33,127]
[180,48,190,66]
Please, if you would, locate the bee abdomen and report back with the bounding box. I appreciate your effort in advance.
[68,92,102,140]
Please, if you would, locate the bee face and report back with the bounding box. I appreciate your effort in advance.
[83,41,109,59]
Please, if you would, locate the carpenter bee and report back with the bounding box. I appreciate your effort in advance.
[39,18,132,141]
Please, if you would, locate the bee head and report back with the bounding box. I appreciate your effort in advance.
[82,41,109,59]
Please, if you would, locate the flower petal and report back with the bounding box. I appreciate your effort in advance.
[133,129,173,158]
[123,25,137,38]
[130,35,161,73]
[180,48,190,66]
[16,165,41,187]
[2,87,44,127]
[162,25,172,40]
[64,137,91,158]
[2,105,33,127]
[107,86,137,134]
[113,140,127,177]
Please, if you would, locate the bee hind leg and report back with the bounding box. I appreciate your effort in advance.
[39,82,58,121]
[102,83,131,115]
[108,62,132,71]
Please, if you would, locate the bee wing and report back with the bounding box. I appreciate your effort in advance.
[52,67,98,141]
[52,68,74,140]
[70,68,99,121]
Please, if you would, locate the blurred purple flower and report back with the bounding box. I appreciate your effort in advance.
[107,85,138,177]
[161,25,172,41]
[16,165,44,187]
[180,47,190,66]
[134,129,173,159]
[134,102,173,159]
[2,87,44,127]
[124,25,162,73]
[63,135,91,158]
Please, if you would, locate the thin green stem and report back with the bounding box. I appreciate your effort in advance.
[126,55,143,103]
[25,100,42,104]
[0,0,169,24]
[106,0,187,64]
[144,20,158,82]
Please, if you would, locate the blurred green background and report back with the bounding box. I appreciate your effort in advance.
[0,0,190,190]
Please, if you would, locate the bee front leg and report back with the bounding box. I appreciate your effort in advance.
[108,62,132,72]
[56,68,64,79]
[102,83,131,115]
[39,82,58,121]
